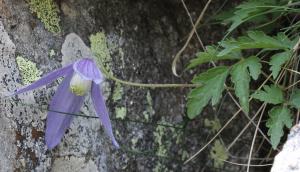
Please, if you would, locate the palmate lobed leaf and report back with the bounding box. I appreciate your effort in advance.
[289,89,300,109]
[187,46,241,69]
[221,0,288,33]
[266,106,293,149]
[218,31,292,56]
[270,51,292,79]
[252,85,284,104]
[224,0,271,33]
[187,66,229,119]
[231,56,262,114]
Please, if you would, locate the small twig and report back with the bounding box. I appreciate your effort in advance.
[172,0,213,76]
[284,79,300,90]
[220,158,273,167]
[246,103,266,172]
[226,105,266,151]
[180,0,205,50]
[184,108,242,164]
[260,147,273,165]
[255,138,266,155]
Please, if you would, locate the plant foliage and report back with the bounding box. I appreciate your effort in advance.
[252,85,284,105]
[187,67,229,119]
[266,106,292,149]
[186,0,300,149]
[289,89,300,109]
[231,56,261,113]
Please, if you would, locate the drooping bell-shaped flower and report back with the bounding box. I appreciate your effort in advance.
[12,58,119,149]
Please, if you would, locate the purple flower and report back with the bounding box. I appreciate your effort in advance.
[13,58,119,149]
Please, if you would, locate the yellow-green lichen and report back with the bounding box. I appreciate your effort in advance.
[90,32,112,72]
[115,107,127,119]
[181,150,189,161]
[153,162,168,172]
[210,140,228,168]
[118,47,125,67]
[112,83,123,102]
[153,119,185,171]
[131,137,139,149]
[154,125,167,157]
[28,0,61,33]
[146,91,154,112]
[143,91,154,122]
[204,117,221,134]
[16,56,41,85]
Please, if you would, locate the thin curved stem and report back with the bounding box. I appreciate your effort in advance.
[172,0,213,76]
[98,58,201,88]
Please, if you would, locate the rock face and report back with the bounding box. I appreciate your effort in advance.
[0,19,17,172]
[271,124,300,172]
[0,0,253,171]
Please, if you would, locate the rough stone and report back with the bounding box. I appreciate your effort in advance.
[0,20,17,172]
[52,157,99,172]
[271,123,300,172]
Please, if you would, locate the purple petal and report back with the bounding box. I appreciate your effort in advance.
[46,72,85,149]
[91,82,119,148]
[73,58,103,84]
[12,63,74,95]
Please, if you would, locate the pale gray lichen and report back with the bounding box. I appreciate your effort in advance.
[16,56,41,85]
[52,157,99,171]
[49,49,55,58]
[115,107,127,120]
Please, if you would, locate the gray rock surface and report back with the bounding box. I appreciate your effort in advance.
[0,20,17,172]
[271,124,300,172]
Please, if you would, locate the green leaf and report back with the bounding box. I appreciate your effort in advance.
[218,31,292,56]
[266,106,293,149]
[247,31,288,49]
[270,51,292,79]
[276,32,295,48]
[246,56,262,80]
[231,56,262,114]
[187,46,241,69]
[224,1,269,33]
[252,85,284,104]
[289,89,300,109]
[222,0,284,33]
[187,66,229,119]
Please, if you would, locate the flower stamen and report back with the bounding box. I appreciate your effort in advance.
[69,73,91,96]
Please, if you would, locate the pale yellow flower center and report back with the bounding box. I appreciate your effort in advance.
[69,73,91,96]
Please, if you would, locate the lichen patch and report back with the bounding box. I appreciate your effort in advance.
[28,0,61,33]
[16,56,41,85]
